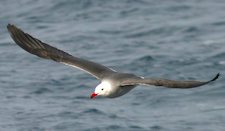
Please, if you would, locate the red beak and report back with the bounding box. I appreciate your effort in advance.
[90,93,98,99]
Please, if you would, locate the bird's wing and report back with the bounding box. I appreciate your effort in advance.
[120,73,219,88]
[7,24,115,80]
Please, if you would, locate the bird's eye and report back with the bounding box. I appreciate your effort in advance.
[101,88,104,91]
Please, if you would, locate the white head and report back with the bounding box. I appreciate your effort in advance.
[90,81,112,99]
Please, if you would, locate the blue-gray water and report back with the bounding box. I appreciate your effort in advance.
[0,0,225,131]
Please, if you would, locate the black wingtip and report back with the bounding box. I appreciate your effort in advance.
[7,23,16,33]
[7,23,13,29]
[211,73,220,82]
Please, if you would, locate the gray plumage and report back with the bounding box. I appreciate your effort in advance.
[7,24,220,98]
[7,24,114,80]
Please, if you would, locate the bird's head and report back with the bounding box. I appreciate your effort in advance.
[90,81,112,99]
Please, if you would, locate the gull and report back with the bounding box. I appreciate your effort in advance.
[7,24,220,99]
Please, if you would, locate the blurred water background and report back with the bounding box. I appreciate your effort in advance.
[0,0,225,131]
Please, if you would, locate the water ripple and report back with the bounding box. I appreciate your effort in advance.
[82,108,105,115]
[0,0,224,131]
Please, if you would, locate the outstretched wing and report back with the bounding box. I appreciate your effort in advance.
[121,73,219,88]
[7,24,115,80]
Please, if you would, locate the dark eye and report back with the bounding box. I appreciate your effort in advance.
[101,88,104,91]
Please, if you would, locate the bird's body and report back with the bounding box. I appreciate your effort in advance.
[97,73,139,98]
[7,24,220,99]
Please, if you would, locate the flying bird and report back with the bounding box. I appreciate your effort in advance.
[7,24,220,99]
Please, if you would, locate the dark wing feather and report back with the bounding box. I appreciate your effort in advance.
[121,73,219,88]
[7,24,115,79]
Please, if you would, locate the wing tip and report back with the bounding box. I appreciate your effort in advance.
[7,23,14,30]
[7,23,12,28]
[7,23,19,34]
[211,73,220,82]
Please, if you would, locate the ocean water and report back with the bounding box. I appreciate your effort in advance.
[0,0,225,131]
